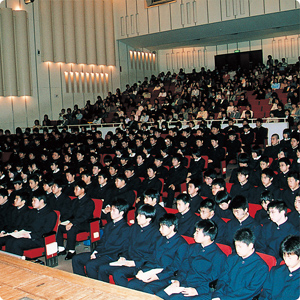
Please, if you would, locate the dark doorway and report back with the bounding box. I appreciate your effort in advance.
[215,50,263,72]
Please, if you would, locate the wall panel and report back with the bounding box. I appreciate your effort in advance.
[136,0,148,35]
[194,0,208,25]
[207,0,221,23]
[249,0,264,16]
[264,0,280,14]
[148,5,160,33]
[280,0,296,11]
[170,0,182,29]
[159,4,171,31]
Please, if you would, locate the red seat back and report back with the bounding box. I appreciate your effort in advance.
[216,243,232,256]
[91,198,104,218]
[248,203,262,218]
[257,252,276,271]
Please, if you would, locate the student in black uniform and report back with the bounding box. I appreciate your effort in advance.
[288,191,300,228]
[254,191,274,225]
[5,191,57,256]
[225,195,261,249]
[200,169,217,199]
[72,199,130,279]
[187,179,203,214]
[230,167,255,202]
[156,219,226,300]
[212,228,268,300]
[199,199,226,244]
[57,180,95,260]
[127,214,188,294]
[282,171,300,211]
[214,190,233,220]
[259,235,300,300]
[175,194,199,237]
[256,200,298,263]
[97,204,161,286]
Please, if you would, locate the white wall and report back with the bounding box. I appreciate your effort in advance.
[157,34,300,73]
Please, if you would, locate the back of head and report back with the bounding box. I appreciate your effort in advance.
[215,190,231,204]
[230,195,248,211]
[111,198,129,214]
[195,219,218,241]
[159,213,179,232]
[200,198,216,211]
[234,228,255,245]
[137,204,156,221]
[280,235,300,258]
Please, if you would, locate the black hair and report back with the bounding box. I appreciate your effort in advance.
[212,178,226,189]
[98,170,109,180]
[261,168,274,180]
[81,170,92,177]
[0,188,8,198]
[176,193,191,204]
[195,219,218,241]
[267,200,287,215]
[278,157,291,166]
[287,171,299,181]
[215,190,231,204]
[144,188,160,201]
[280,235,300,258]
[204,169,218,180]
[238,153,249,164]
[111,198,129,214]
[53,179,66,189]
[103,155,113,163]
[251,145,262,156]
[65,168,76,176]
[28,174,39,183]
[159,214,179,232]
[14,191,29,205]
[188,179,201,191]
[237,167,250,177]
[200,198,216,211]
[75,180,86,190]
[234,228,255,245]
[147,164,157,172]
[230,195,248,211]
[32,190,47,203]
[137,204,156,221]
[115,173,126,182]
[260,191,274,204]
[260,156,269,164]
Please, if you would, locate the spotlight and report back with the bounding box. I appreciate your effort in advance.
[24,0,34,4]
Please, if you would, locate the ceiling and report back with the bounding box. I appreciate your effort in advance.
[118,9,300,51]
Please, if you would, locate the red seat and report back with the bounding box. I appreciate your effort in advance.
[184,155,191,168]
[216,243,232,256]
[164,207,179,214]
[181,235,195,244]
[127,208,136,226]
[226,182,234,193]
[257,252,276,271]
[202,155,209,169]
[23,210,61,267]
[249,203,262,218]
[222,218,231,223]
[63,198,103,251]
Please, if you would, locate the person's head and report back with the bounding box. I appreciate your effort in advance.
[259,156,270,170]
[261,168,274,187]
[110,199,129,222]
[144,188,160,206]
[0,188,8,205]
[29,174,39,190]
[81,170,92,184]
[14,191,28,207]
[31,190,47,209]
[294,191,300,213]
[98,170,109,186]
[212,178,225,196]
[194,219,218,244]
[234,228,255,259]
[204,169,217,186]
[188,179,201,196]
[260,191,274,211]
[146,164,157,179]
[115,174,126,189]
[280,235,300,271]
[251,145,262,159]
[176,193,191,214]
[238,153,249,167]
[51,179,65,196]
[124,165,135,178]
[215,190,231,210]
[136,154,145,165]
[109,164,119,176]
[65,169,76,183]
[287,172,300,190]
[291,136,299,149]
[268,200,287,224]
[278,157,291,174]
[271,133,279,146]
[74,180,86,197]
[172,154,182,167]
[159,214,178,238]
[237,167,250,184]
[230,195,249,221]
[199,199,215,220]
[136,204,156,227]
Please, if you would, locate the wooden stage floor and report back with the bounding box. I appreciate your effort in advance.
[0,252,162,300]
